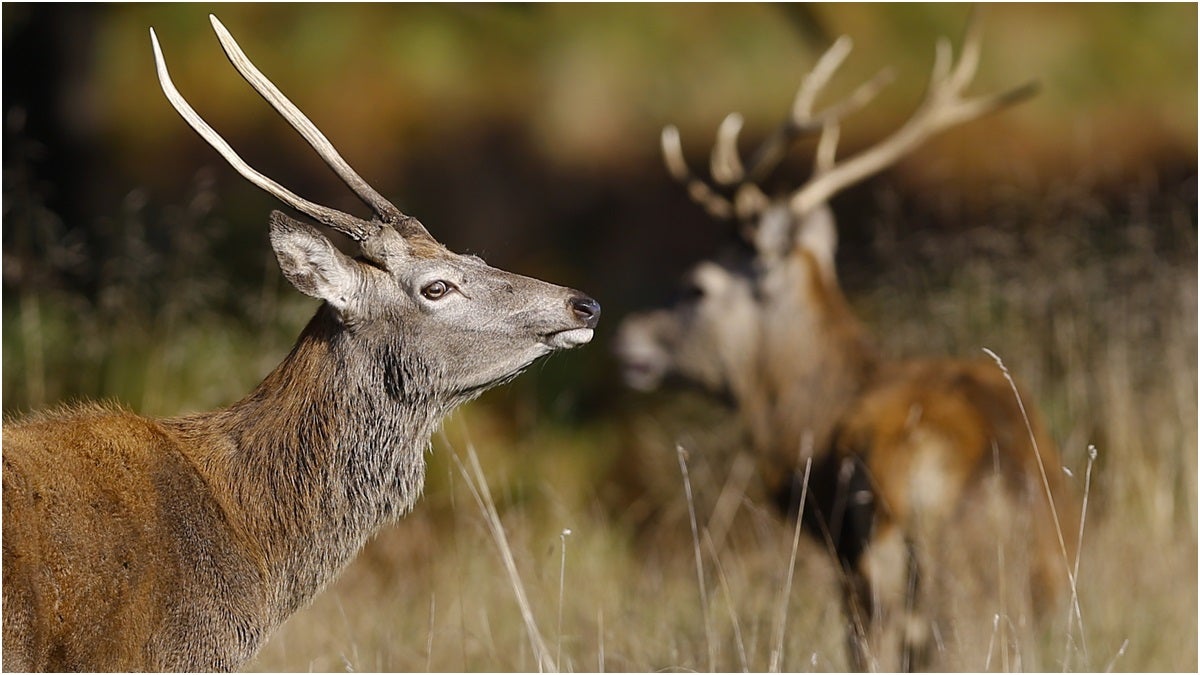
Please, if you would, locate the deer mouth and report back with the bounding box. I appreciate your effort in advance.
[543,327,594,350]
[612,338,670,391]
[617,355,669,392]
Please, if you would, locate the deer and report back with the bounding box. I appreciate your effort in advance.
[2,16,599,672]
[614,16,1077,672]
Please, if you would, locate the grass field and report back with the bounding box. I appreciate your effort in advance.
[3,178,1195,671]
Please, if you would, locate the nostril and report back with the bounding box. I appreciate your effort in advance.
[569,295,601,329]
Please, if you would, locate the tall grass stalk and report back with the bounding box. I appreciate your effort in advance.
[984,441,1011,673]
[596,609,605,673]
[424,594,436,671]
[556,528,570,672]
[676,443,716,671]
[444,428,555,672]
[706,452,756,557]
[770,452,813,673]
[983,613,1000,672]
[1066,444,1099,668]
[702,532,749,671]
[1104,638,1130,672]
[983,347,1087,662]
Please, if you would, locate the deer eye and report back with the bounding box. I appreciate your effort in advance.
[421,280,453,300]
[677,281,706,303]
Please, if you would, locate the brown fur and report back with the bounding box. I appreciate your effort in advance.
[5,264,597,672]
[5,73,602,675]
[617,212,1077,670]
[4,403,267,670]
[617,23,1070,663]
[5,20,602,670]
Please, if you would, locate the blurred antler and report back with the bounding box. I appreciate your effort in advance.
[788,12,1038,216]
[662,36,892,222]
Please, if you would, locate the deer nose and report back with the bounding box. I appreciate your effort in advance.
[569,294,601,329]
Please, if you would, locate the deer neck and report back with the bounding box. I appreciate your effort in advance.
[167,304,453,622]
[747,251,880,463]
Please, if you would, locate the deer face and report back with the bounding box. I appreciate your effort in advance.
[270,213,598,399]
[620,18,1034,402]
[152,18,598,404]
[615,254,756,397]
[614,205,833,399]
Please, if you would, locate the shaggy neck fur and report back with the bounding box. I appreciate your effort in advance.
[165,304,459,627]
[747,250,881,469]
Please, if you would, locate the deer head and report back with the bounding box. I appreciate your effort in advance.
[2,18,603,673]
[152,17,600,403]
[615,16,1034,424]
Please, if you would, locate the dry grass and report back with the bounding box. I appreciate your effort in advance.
[246,186,1195,672]
[3,167,1194,671]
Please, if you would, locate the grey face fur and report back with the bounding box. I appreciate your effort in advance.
[614,254,757,397]
[623,8,1036,403]
[271,213,598,401]
[148,15,601,403]
[0,18,601,672]
[613,18,1055,672]
[613,205,833,399]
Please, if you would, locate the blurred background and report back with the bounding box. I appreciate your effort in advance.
[3,3,1196,671]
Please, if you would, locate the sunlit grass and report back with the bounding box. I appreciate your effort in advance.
[3,181,1194,671]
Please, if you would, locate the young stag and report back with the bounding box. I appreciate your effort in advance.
[615,19,1076,671]
[3,17,599,672]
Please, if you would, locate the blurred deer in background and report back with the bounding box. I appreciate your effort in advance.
[615,16,1076,671]
[2,16,599,672]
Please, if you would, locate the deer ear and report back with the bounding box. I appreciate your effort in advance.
[268,211,360,311]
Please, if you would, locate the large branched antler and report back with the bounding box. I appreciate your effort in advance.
[662,13,1034,225]
[788,13,1037,216]
[661,36,892,222]
[150,15,432,246]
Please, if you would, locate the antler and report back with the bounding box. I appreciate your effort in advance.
[661,125,736,220]
[150,15,432,244]
[661,37,892,222]
[788,12,1037,216]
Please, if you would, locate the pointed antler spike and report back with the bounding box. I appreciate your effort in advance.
[661,126,690,182]
[661,126,735,220]
[207,15,414,231]
[830,67,896,120]
[743,34,889,185]
[792,36,855,120]
[931,37,955,93]
[814,121,840,176]
[711,113,747,186]
[789,15,1037,217]
[151,25,372,239]
[952,13,984,91]
[154,19,437,246]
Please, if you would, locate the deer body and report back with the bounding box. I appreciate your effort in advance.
[616,18,1073,671]
[4,405,270,671]
[3,18,598,672]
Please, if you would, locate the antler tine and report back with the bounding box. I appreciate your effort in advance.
[792,36,855,122]
[743,38,893,184]
[207,16,430,239]
[929,10,1040,125]
[951,7,984,92]
[812,66,896,129]
[662,126,735,220]
[151,27,379,242]
[736,37,849,185]
[814,121,841,176]
[660,35,894,223]
[789,18,1037,217]
[710,113,747,186]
